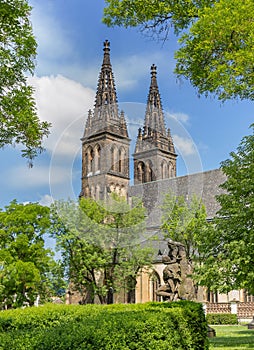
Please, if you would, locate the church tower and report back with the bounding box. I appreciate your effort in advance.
[133,64,177,184]
[80,40,130,200]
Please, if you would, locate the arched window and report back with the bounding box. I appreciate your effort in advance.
[145,161,153,182]
[168,161,175,177]
[94,144,101,172]
[111,145,118,171]
[150,271,161,302]
[119,147,125,173]
[206,288,218,303]
[85,147,93,174]
[161,160,168,179]
[137,162,145,183]
[90,185,95,199]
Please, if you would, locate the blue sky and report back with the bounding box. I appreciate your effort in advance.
[0,0,253,208]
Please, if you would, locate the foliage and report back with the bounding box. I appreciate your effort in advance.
[206,313,238,325]
[50,194,153,304]
[0,301,209,350]
[0,0,50,163]
[195,124,254,294]
[161,193,212,265]
[103,0,208,35]
[103,0,254,101]
[0,200,65,309]
[176,0,254,101]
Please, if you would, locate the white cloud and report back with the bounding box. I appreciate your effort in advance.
[169,112,189,124]
[28,75,95,157]
[39,194,54,206]
[173,134,197,156]
[115,52,169,91]
[8,165,70,189]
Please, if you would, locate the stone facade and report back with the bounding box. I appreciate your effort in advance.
[79,41,246,307]
[80,40,130,200]
[133,63,177,184]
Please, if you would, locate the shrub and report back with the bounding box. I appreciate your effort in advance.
[206,313,238,325]
[0,301,209,350]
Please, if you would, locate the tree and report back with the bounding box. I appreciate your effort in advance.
[0,200,64,309]
[103,0,254,101]
[160,193,212,266]
[195,124,254,294]
[51,194,153,304]
[0,0,50,163]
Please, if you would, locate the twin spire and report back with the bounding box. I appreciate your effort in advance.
[94,40,118,109]
[83,40,128,139]
[135,64,176,155]
[83,40,175,156]
[145,63,166,136]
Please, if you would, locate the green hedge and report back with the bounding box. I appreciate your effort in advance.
[0,301,208,350]
[206,313,238,325]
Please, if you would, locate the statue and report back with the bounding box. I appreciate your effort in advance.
[156,241,185,301]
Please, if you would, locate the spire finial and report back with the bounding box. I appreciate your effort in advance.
[151,64,157,77]
[102,40,111,66]
[104,40,110,51]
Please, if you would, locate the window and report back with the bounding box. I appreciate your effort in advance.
[150,271,161,302]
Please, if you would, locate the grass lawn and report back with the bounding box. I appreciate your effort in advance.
[209,325,254,349]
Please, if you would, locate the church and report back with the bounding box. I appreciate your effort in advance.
[75,40,254,318]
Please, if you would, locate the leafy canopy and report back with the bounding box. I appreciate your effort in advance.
[0,0,50,163]
[103,0,254,101]
[161,193,213,265]
[51,194,153,304]
[0,200,64,309]
[195,124,254,293]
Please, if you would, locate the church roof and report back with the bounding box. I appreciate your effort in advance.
[129,168,227,226]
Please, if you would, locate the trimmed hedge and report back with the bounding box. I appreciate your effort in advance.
[206,313,238,325]
[0,301,208,350]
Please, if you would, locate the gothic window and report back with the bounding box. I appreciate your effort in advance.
[119,147,125,173]
[85,147,94,174]
[161,160,168,179]
[137,162,145,183]
[207,288,218,303]
[90,185,95,199]
[94,144,101,172]
[111,145,118,171]
[150,271,161,302]
[168,161,175,177]
[145,161,153,182]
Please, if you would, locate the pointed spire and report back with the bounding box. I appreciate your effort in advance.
[102,39,111,66]
[151,63,158,88]
[134,64,177,157]
[83,109,92,137]
[94,40,118,110]
[82,41,129,139]
[144,64,166,136]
